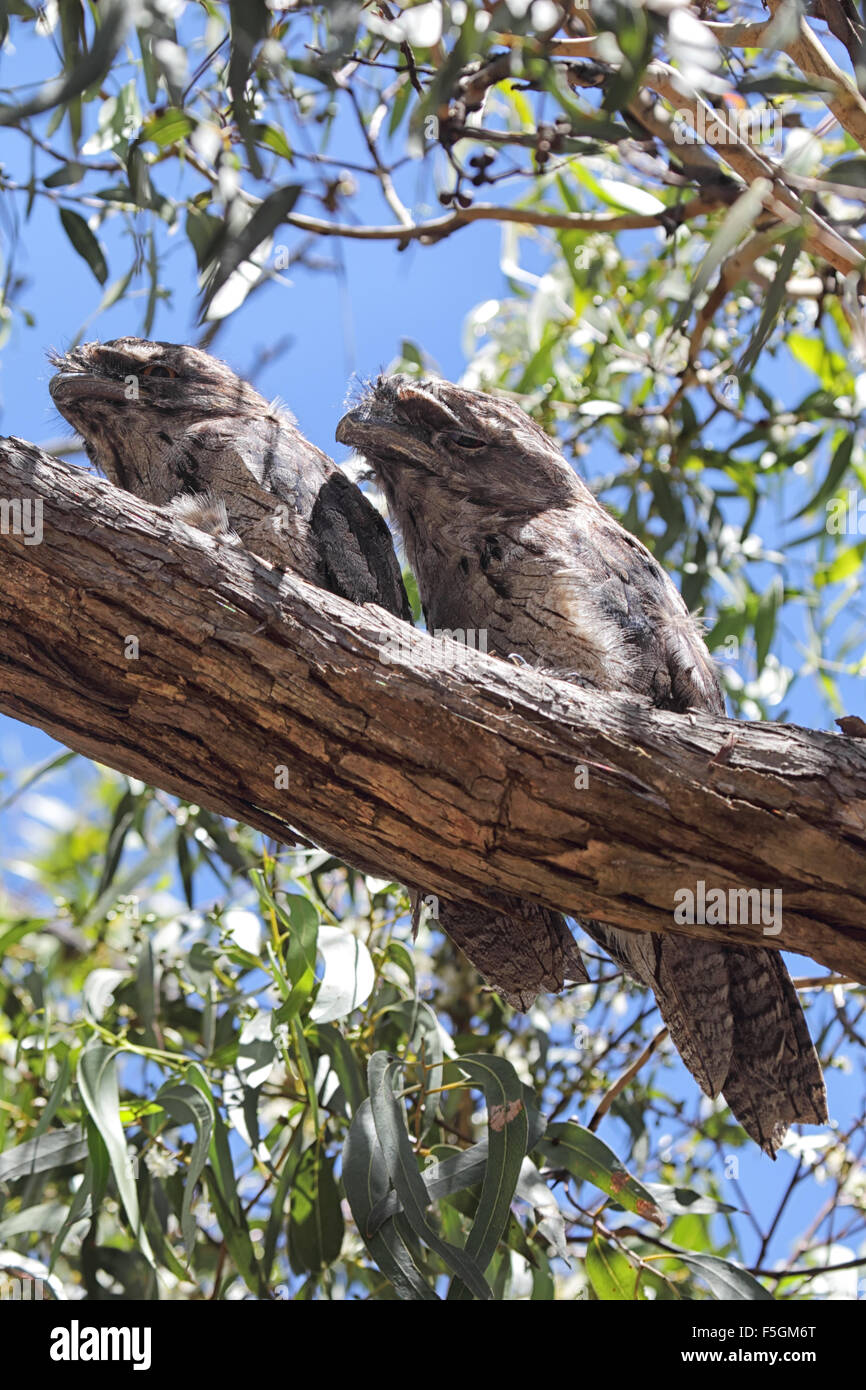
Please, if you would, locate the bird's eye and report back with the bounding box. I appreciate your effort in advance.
[142,363,178,380]
[443,431,486,451]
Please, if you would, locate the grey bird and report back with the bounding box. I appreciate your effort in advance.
[336,374,828,1155]
[49,338,586,1008]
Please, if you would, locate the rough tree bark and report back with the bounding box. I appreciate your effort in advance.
[1,436,865,981]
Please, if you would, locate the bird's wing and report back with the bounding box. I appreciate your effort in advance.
[309,468,412,620]
[562,513,725,714]
[584,918,734,1097]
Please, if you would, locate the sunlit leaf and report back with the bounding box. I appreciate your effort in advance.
[536,1123,666,1229]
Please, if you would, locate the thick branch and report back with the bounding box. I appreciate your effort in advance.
[1,437,865,982]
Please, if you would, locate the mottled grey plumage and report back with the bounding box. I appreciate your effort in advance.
[49,339,585,1007]
[49,338,410,613]
[336,374,828,1154]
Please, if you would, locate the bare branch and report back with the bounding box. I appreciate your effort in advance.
[276,193,735,244]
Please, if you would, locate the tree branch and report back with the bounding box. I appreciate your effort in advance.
[545,38,866,274]
[275,195,730,244]
[1,436,865,982]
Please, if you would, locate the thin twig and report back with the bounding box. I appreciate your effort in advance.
[273,193,733,245]
[587,1026,669,1131]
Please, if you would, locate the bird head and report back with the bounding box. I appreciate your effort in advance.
[336,374,579,521]
[48,338,270,495]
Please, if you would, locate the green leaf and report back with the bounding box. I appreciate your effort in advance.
[0,748,76,813]
[342,1099,439,1301]
[257,123,293,160]
[787,334,849,386]
[287,1142,345,1275]
[176,827,194,907]
[157,1082,214,1255]
[95,786,140,898]
[447,1054,529,1300]
[43,162,86,188]
[270,888,320,1022]
[738,231,803,375]
[369,1080,546,1234]
[0,0,132,126]
[536,1122,666,1229]
[308,1022,365,1116]
[754,574,784,671]
[673,1251,774,1300]
[670,180,770,336]
[185,208,224,273]
[77,1041,156,1265]
[375,1000,446,1136]
[263,1127,304,1277]
[196,1090,265,1297]
[790,432,855,520]
[58,207,108,285]
[586,1233,647,1300]
[31,1053,72,1142]
[824,544,863,583]
[227,0,269,179]
[738,73,837,96]
[126,144,153,206]
[0,1126,87,1182]
[0,920,51,958]
[200,183,302,318]
[369,1139,490,1228]
[643,1183,737,1218]
[49,1145,97,1272]
[824,156,866,186]
[140,108,195,147]
[367,1052,491,1300]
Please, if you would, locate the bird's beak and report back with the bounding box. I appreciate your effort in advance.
[49,365,125,408]
[335,403,404,452]
[334,405,366,448]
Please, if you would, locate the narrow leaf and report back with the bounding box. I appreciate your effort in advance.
[59,208,108,284]
[447,1054,529,1299]
[536,1122,666,1229]
[343,1099,439,1301]
[367,1053,491,1300]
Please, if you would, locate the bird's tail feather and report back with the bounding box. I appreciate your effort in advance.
[583,921,734,1097]
[719,947,828,1156]
[439,899,588,1010]
[582,922,827,1157]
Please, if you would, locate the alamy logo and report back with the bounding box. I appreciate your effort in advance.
[671,103,782,154]
[827,489,866,534]
[49,1320,152,1371]
[379,627,489,667]
[0,496,43,545]
[673,880,782,936]
[0,1273,49,1300]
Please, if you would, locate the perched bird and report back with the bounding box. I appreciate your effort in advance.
[49,339,585,1007]
[336,374,828,1154]
[49,338,409,607]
